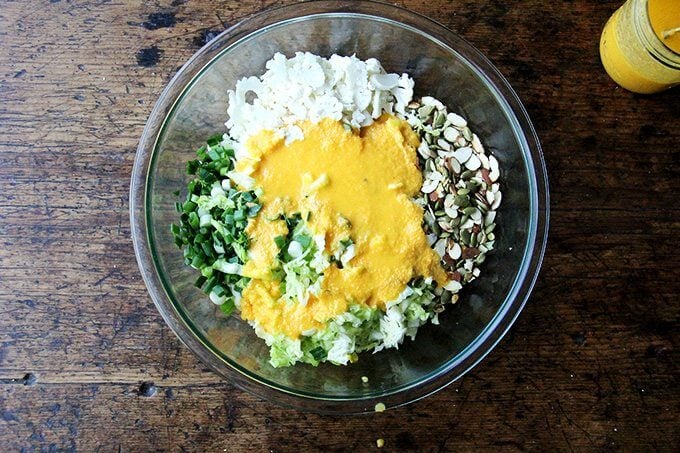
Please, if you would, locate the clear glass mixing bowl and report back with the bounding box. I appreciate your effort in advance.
[130,0,549,413]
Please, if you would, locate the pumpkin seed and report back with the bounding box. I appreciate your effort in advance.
[434,111,446,128]
[453,194,469,206]
[460,170,475,179]
[418,105,435,119]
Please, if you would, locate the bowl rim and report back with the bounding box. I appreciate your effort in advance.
[130,0,549,414]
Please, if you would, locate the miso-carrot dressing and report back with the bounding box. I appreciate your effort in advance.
[236,115,447,338]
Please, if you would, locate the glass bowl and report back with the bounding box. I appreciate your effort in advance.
[130,0,549,413]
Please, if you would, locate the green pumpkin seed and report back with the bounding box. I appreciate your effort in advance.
[418,105,435,119]
[453,194,469,206]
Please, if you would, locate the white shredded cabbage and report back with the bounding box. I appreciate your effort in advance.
[226,52,415,144]
[251,278,440,367]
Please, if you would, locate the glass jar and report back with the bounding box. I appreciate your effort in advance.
[600,0,680,94]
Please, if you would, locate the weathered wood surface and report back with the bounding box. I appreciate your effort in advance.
[0,0,678,451]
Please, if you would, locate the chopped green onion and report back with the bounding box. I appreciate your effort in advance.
[186,160,199,175]
[190,254,204,269]
[274,235,286,249]
[340,238,353,248]
[206,134,222,147]
[182,201,197,213]
[309,346,326,361]
[188,212,199,229]
[212,285,226,297]
[233,208,246,221]
[172,134,261,315]
[207,148,221,161]
[294,234,312,249]
[219,298,236,316]
[194,275,207,288]
[247,204,262,217]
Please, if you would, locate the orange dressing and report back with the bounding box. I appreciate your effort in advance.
[236,115,447,338]
[648,0,680,53]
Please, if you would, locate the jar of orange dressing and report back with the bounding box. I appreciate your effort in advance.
[600,0,680,94]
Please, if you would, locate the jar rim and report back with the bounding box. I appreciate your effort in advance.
[633,0,680,69]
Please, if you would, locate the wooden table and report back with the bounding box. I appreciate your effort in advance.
[1,0,678,450]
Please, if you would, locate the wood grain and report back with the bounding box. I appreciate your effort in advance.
[1,0,678,451]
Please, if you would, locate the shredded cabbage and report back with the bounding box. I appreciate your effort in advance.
[273,214,331,305]
[252,278,440,367]
[226,52,415,144]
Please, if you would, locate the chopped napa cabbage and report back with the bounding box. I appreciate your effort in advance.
[273,214,332,305]
[251,278,440,367]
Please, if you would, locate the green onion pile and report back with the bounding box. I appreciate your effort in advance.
[171,135,261,316]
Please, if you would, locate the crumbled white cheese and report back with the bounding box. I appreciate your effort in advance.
[225,52,414,143]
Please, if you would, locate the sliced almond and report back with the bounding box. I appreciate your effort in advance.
[443,280,463,293]
[452,146,473,163]
[447,242,462,260]
[489,155,500,182]
[471,134,484,154]
[443,127,460,142]
[491,191,502,210]
[434,238,447,258]
[464,154,481,171]
[421,178,439,194]
[446,112,467,128]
